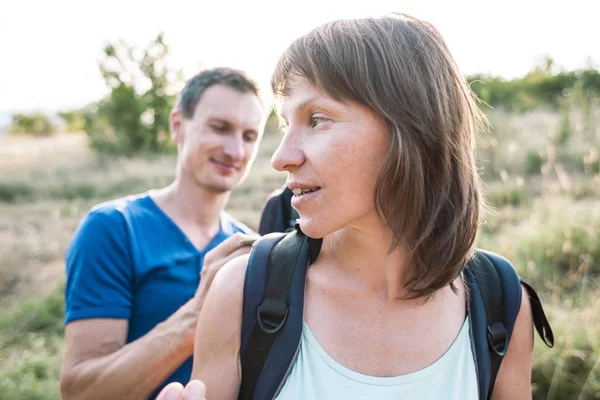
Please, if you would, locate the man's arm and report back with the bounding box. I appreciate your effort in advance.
[61,315,194,400]
[491,284,535,400]
[60,218,255,400]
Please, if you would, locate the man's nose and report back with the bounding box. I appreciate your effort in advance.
[223,134,245,161]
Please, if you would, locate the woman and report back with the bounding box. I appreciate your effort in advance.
[159,13,534,400]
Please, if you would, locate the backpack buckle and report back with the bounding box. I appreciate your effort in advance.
[487,322,509,356]
[257,298,289,334]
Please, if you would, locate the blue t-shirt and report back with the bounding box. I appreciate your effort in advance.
[64,191,252,399]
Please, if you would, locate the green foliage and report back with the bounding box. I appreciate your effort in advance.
[583,148,600,175]
[0,181,35,202]
[487,184,527,208]
[57,109,86,132]
[468,58,600,112]
[0,285,64,400]
[479,198,600,294]
[531,300,600,400]
[579,69,600,98]
[0,345,62,400]
[9,113,55,136]
[478,198,600,399]
[84,33,181,155]
[0,284,65,346]
[525,150,544,175]
[554,106,572,146]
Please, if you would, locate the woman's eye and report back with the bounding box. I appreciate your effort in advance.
[211,125,226,132]
[311,116,327,128]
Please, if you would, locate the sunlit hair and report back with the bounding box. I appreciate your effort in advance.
[271,13,487,299]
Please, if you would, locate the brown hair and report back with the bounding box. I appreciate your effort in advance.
[176,67,262,119]
[271,13,487,299]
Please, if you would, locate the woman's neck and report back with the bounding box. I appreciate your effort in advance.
[319,223,410,301]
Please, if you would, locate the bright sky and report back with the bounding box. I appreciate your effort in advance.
[0,0,598,112]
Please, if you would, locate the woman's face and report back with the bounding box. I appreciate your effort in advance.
[272,76,392,238]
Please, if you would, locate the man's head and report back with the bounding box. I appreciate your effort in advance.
[170,67,265,193]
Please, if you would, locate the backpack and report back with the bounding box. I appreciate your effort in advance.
[258,187,299,236]
[244,193,554,400]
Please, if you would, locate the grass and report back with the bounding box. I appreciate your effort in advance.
[478,195,600,399]
[0,105,599,399]
[531,298,600,399]
[479,196,600,289]
[0,284,65,400]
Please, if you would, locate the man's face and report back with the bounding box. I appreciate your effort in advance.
[172,84,264,193]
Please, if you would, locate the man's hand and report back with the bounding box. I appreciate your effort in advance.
[197,232,259,306]
[156,380,206,400]
[162,233,260,348]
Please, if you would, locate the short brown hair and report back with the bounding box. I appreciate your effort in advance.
[176,67,261,119]
[272,13,487,299]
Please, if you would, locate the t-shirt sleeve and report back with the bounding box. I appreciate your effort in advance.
[64,207,134,325]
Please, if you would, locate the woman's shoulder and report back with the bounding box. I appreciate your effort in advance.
[210,254,250,304]
[194,254,249,349]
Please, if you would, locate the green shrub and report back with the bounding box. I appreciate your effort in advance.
[468,63,600,112]
[0,182,35,203]
[486,184,527,208]
[9,113,55,136]
[525,150,544,175]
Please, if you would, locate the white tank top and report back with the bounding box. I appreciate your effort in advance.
[274,317,478,399]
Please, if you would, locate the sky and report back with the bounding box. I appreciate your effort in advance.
[0,0,598,113]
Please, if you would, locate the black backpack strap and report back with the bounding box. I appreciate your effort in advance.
[520,279,554,347]
[239,227,322,400]
[466,250,554,399]
[466,250,515,399]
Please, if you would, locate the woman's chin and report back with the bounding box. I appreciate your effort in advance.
[297,218,329,239]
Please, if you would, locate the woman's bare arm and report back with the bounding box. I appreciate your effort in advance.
[190,254,249,400]
[491,284,535,400]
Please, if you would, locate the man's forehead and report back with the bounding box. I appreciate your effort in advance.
[202,108,262,129]
[194,87,263,126]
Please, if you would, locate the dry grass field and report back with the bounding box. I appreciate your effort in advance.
[0,105,599,399]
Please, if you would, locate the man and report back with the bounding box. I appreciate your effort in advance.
[60,67,265,400]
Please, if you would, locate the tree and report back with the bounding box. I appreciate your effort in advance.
[58,109,86,132]
[9,112,55,136]
[85,33,182,154]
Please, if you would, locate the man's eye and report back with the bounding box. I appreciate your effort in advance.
[211,125,227,132]
[244,134,257,143]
